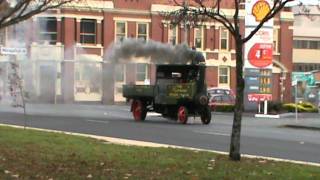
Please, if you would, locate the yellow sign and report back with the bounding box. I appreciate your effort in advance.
[252,0,271,22]
[167,84,192,98]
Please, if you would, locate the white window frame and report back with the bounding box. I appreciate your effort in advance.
[218,66,230,87]
[38,17,58,45]
[136,23,149,42]
[136,63,149,83]
[220,27,229,50]
[80,19,97,45]
[115,21,127,42]
[115,64,126,83]
[273,28,279,53]
[168,25,178,45]
[194,27,204,50]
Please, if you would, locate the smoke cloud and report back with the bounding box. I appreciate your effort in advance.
[105,38,197,64]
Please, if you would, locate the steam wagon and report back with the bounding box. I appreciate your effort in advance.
[122,63,212,125]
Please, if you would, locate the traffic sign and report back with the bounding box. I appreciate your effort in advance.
[0,47,27,55]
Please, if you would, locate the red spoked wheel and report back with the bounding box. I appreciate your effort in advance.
[177,106,188,124]
[131,100,147,121]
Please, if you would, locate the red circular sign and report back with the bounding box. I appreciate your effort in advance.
[248,43,273,68]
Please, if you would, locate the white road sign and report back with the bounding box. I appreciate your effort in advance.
[0,47,27,55]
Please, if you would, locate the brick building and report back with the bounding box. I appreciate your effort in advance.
[0,0,294,104]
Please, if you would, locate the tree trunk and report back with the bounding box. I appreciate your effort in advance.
[229,39,245,161]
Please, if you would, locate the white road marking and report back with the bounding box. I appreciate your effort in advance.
[147,112,162,117]
[85,119,109,124]
[193,130,229,136]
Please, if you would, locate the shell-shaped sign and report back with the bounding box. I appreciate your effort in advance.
[252,0,271,22]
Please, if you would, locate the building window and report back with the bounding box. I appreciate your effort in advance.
[194,27,203,49]
[80,19,96,44]
[293,40,320,49]
[273,29,279,53]
[137,23,148,41]
[115,64,125,82]
[218,66,229,85]
[136,64,148,81]
[309,41,318,49]
[116,22,127,42]
[220,28,228,50]
[38,17,57,45]
[168,25,177,45]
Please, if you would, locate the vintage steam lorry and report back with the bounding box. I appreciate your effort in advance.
[122,62,211,125]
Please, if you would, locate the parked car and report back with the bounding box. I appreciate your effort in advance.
[207,87,235,98]
[209,94,235,111]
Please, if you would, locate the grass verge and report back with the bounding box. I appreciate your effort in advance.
[0,126,319,179]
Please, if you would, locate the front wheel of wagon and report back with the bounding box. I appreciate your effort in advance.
[201,106,212,125]
[132,100,147,121]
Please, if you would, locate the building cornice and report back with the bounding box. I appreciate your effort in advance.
[113,17,151,23]
[62,1,114,11]
[280,12,294,21]
[34,14,104,21]
[106,8,151,16]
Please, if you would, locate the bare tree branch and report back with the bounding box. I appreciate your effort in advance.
[163,0,236,36]
[0,0,75,30]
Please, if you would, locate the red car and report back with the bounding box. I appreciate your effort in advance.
[209,94,235,111]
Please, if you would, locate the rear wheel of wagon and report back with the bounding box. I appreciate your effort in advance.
[132,100,147,121]
[177,106,188,124]
[201,106,211,125]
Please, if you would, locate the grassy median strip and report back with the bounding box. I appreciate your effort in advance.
[0,126,319,179]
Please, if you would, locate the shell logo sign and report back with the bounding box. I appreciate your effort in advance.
[252,0,271,22]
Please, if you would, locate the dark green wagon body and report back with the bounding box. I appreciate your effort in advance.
[123,64,212,124]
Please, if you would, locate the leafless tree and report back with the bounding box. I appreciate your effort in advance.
[0,0,74,30]
[165,0,294,161]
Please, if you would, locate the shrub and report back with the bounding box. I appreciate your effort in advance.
[283,102,318,113]
[213,105,235,112]
[267,101,284,113]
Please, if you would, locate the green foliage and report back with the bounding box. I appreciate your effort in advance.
[213,105,235,112]
[283,102,318,113]
[267,101,284,113]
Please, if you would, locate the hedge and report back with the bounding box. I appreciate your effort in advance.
[282,102,318,113]
[212,105,235,112]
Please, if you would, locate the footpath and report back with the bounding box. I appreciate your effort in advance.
[0,103,128,119]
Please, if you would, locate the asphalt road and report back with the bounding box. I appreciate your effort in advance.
[0,104,320,164]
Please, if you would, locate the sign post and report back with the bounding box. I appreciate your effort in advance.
[244,0,274,113]
[292,80,298,123]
